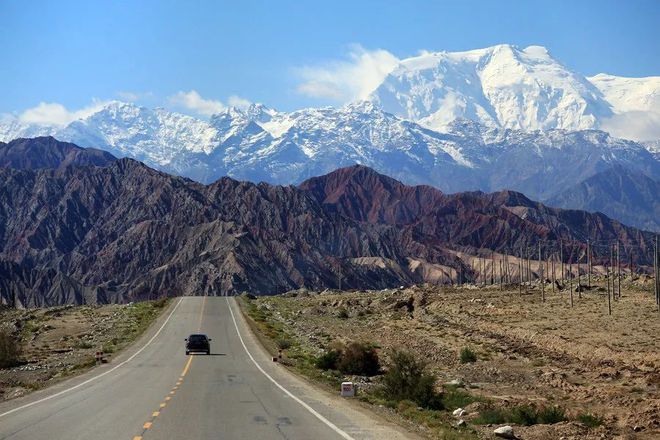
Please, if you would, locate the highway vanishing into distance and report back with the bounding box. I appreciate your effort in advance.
[0,297,414,440]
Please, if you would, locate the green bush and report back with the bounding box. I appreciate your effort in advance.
[510,405,539,426]
[337,342,380,376]
[276,337,293,350]
[473,408,506,425]
[382,349,442,409]
[577,413,603,428]
[337,308,349,319]
[316,349,342,370]
[537,406,566,424]
[474,404,567,426]
[0,328,23,368]
[459,347,477,363]
[441,387,480,410]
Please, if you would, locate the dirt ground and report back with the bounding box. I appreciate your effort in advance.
[0,299,168,401]
[248,276,660,440]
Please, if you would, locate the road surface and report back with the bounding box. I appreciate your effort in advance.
[0,297,414,440]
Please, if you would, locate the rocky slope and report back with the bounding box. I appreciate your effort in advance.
[301,165,654,256]
[0,136,116,169]
[547,166,660,232]
[0,139,654,306]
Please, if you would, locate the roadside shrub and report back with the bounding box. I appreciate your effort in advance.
[441,387,480,410]
[382,349,442,409]
[316,349,342,370]
[473,408,506,425]
[337,308,349,319]
[473,404,567,426]
[459,347,477,363]
[276,337,293,350]
[510,405,539,426]
[537,406,566,424]
[152,297,168,309]
[577,413,604,428]
[0,328,22,369]
[337,342,380,376]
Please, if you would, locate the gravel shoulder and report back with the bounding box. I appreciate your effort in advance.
[0,298,170,402]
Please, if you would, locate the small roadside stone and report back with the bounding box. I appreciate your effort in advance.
[493,425,515,439]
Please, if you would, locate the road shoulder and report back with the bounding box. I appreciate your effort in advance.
[229,296,422,440]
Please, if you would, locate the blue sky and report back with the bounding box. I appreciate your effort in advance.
[1,0,658,121]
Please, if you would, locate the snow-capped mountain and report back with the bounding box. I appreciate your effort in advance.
[588,73,660,114]
[368,44,660,143]
[1,44,659,229]
[368,44,613,132]
[2,99,657,202]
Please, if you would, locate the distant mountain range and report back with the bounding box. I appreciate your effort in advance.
[0,138,654,306]
[1,44,658,230]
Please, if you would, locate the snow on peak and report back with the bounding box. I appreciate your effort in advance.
[369,44,613,133]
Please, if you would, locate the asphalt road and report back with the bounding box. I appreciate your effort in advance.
[0,297,414,440]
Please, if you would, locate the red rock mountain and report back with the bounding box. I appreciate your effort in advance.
[0,139,654,306]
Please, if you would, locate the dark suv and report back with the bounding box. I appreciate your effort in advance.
[185,334,211,355]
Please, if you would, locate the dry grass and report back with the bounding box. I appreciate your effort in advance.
[0,299,170,401]
[247,276,660,439]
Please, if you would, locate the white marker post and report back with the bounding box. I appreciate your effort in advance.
[340,382,355,397]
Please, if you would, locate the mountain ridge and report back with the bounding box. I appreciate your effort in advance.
[1,139,655,307]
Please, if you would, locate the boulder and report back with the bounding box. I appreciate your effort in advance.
[493,425,515,438]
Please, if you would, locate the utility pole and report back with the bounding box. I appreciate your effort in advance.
[607,261,612,316]
[577,251,582,299]
[629,252,633,279]
[569,257,573,307]
[526,246,531,292]
[610,245,616,301]
[587,239,591,287]
[519,246,523,296]
[607,258,611,312]
[617,242,621,300]
[560,240,564,285]
[655,235,659,311]
[539,242,544,302]
[491,251,494,285]
[551,253,555,293]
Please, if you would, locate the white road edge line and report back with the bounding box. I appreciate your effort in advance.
[226,297,355,440]
[0,297,184,419]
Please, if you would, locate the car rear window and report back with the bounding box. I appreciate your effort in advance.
[189,335,207,342]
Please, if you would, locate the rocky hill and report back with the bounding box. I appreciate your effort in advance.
[0,139,654,306]
[0,136,116,170]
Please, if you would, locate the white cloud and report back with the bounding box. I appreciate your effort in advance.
[295,45,399,102]
[19,100,108,126]
[116,91,153,102]
[228,95,251,110]
[168,90,226,116]
[601,111,660,142]
[168,90,252,116]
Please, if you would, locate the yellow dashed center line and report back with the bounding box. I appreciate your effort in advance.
[133,296,207,439]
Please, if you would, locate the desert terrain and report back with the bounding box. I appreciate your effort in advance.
[242,275,659,439]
